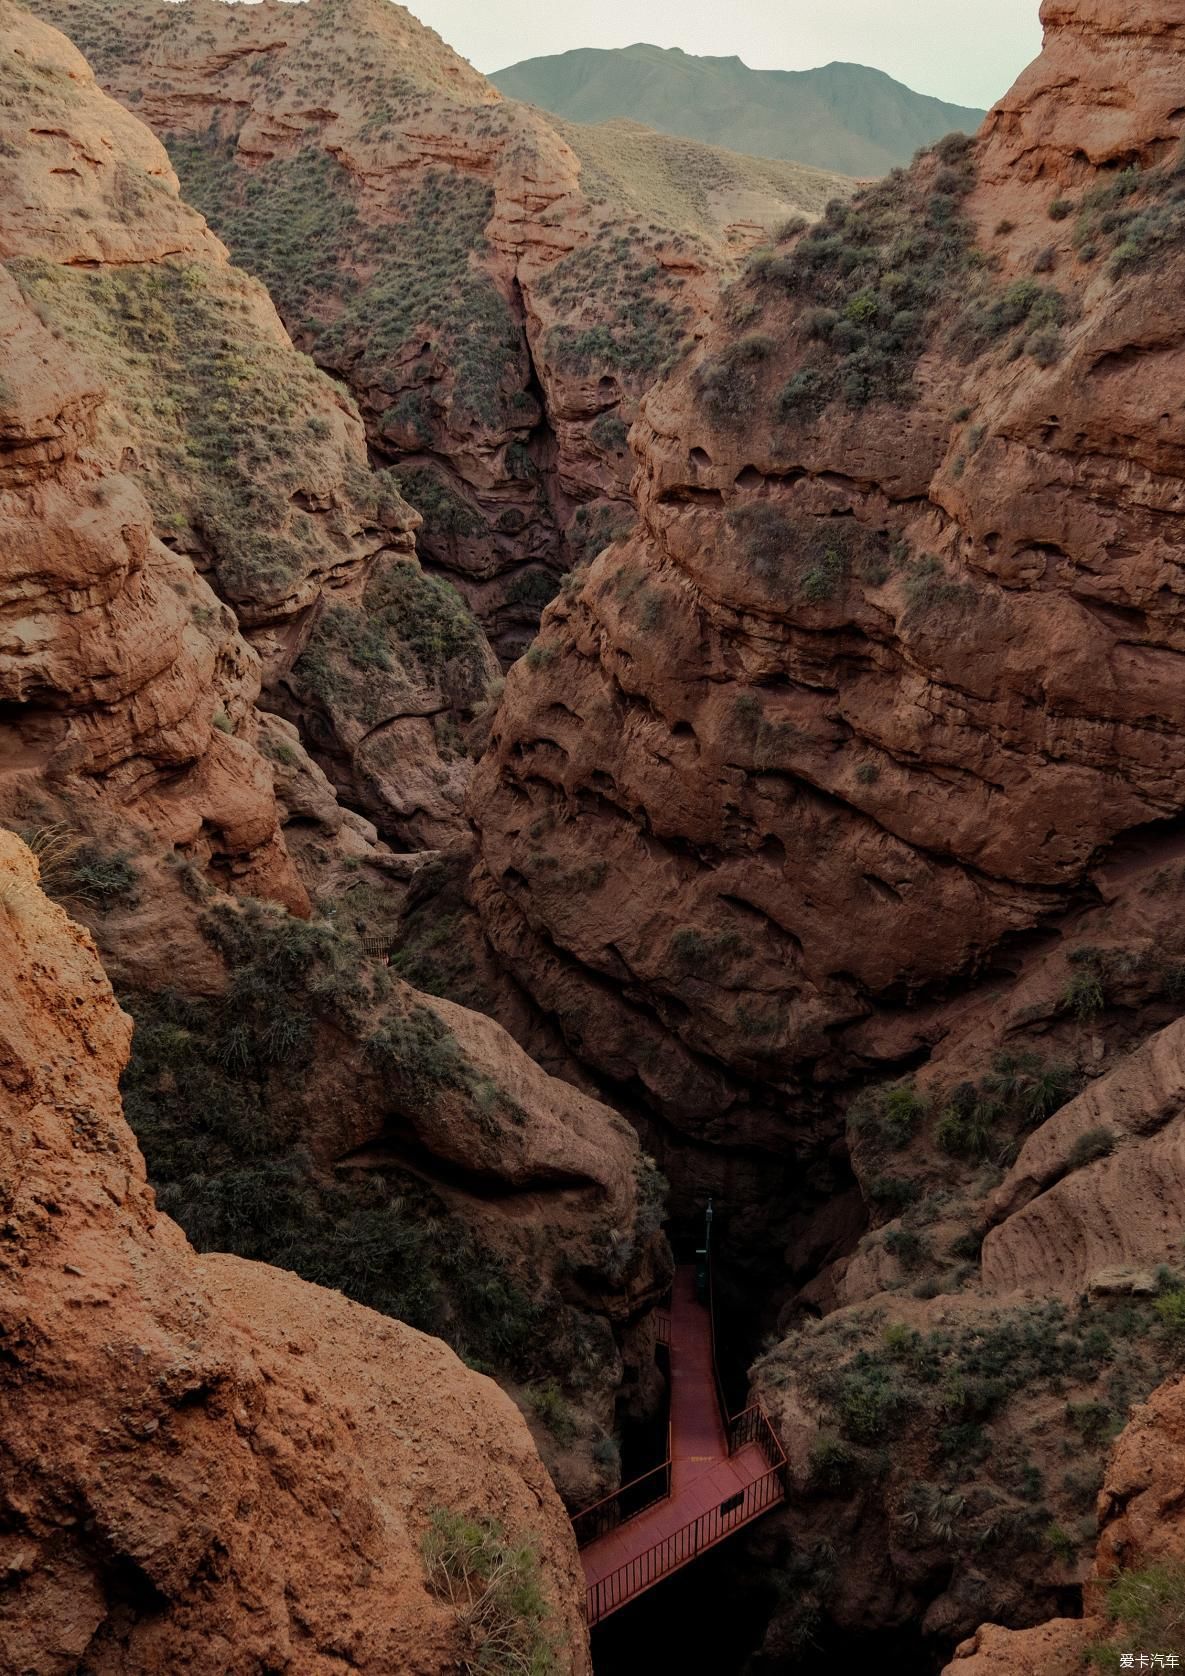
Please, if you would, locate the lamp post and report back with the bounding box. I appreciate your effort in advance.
[695,1196,714,1304]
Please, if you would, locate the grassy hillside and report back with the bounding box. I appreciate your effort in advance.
[548,114,852,235]
[492,43,986,177]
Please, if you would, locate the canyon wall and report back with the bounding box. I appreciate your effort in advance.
[30,0,854,660]
[470,0,1185,1219]
[468,0,1185,1648]
[0,828,591,1674]
[1,0,498,851]
[0,0,670,1512]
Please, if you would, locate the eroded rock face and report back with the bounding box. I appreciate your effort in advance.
[945,1367,1185,1673]
[466,0,1185,1649]
[0,830,591,1675]
[0,1,669,1518]
[0,239,307,912]
[0,0,496,852]
[470,0,1185,1208]
[29,0,854,658]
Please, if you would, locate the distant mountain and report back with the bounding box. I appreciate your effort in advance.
[491,44,986,177]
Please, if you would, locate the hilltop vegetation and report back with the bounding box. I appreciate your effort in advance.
[493,43,986,176]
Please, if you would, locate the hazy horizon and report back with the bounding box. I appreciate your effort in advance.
[402,0,1044,111]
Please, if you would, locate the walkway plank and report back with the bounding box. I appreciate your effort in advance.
[579,1265,786,1623]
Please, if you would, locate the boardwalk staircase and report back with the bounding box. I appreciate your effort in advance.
[573,1228,788,1626]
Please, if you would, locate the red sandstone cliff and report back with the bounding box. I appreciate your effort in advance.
[30,0,854,659]
[0,0,671,1518]
[469,0,1185,1218]
[0,829,592,1674]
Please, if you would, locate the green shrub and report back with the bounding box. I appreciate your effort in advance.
[727,502,891,599]
[394,465,484,543]
[867,1174,921,1212]
[421,1508,559,1675]
[1067,1127,1116,1171]
[695,332,777,423]
[667,926,743,976]
[25,827,140,909]
[1027,325,1064,366]
[1154,1288,1185,1343]
[901,1482,966,1547]
[116,900,558,1379]
[808,1435,857,1490]
[884,1226,929,1270]
[1049,197,1075,221]
[832,1356,907,1442]
[1064,967,1106,1020]
[10,253,374,605]
[367,1005,472,1104]
[749,141,978,418]
[951,279,1068,362]
[527,1380,579,1444]
[849,1082,927,1150]
[902,554,972,616]
[1094,1563,1185,1659]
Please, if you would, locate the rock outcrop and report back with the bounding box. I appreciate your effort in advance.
[30,0,855,659]
[470,0,1185,1216]
[1,0,497,853]
[0,127,307,912]
[0,829,592,1675]
[946,1365,1185,1673]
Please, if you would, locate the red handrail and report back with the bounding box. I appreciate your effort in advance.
[585,1462,787,1625]
[577,1244,791,1625]
[571,1421,673,1548]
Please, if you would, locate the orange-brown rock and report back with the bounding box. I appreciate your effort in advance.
[469,0,1185,1213]
[0,7,668,1523]
[980,1016,1185,1297]
[1,0,497,852]
[31,0,854,658]
[0,224,307,913]
[460,0,1185,1651]
[946,1367,1185,1673]
[0,829,591,1674]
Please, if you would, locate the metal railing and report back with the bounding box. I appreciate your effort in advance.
[572,1304,674,1547]
[729,1402,789,1479]
[580,1223,791,1625]
[571,1424,673,1548]
[585,1461,787,1626]
[704,1225,732,1440]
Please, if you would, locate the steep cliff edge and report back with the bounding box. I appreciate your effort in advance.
[944,1366,1185,1673]
[29,0,854,659]
[0,829,591,1675]
[471,0,1185,1221]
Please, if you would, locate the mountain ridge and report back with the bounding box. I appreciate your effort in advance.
[491,41,988,176]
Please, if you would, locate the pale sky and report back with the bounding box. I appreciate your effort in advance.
[402,0,1044,112]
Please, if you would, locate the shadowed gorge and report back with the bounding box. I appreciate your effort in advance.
[8,0,1185,1671]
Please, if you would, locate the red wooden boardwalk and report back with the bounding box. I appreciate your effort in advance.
[579,1265,786,1625]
